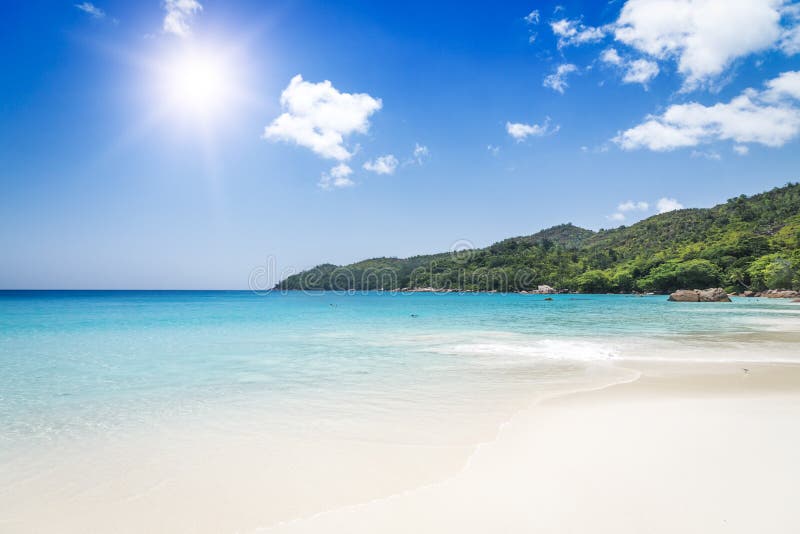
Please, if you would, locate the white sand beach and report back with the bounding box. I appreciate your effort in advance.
[261,362,800,534]
[4,360,799,533]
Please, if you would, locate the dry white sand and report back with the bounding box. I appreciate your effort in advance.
[261,362,800,534]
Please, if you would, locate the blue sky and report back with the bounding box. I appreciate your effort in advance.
[1,0,799,288]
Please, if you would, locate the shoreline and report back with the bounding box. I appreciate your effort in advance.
[261,360,800,533]
[4,354,800,533]
[3,295,800,532]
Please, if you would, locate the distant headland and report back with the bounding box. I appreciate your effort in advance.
[277,183,800,295]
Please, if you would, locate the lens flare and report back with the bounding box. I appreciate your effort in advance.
[157,45,239,123]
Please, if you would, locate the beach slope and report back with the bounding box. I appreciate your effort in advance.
[263,363,800,534]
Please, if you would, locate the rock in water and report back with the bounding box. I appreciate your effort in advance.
[758,289,800,298]
[667,290,700,302]
[668,288,731,302]
[697,288,731,302]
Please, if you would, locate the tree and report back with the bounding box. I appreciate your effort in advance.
[638,260,722,293]
[747,254,797,290]
[574,270,612,293]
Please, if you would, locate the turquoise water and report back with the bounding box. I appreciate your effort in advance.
[1,291,799,453]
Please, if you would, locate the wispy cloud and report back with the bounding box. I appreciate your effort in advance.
[691,150,722,161]
[524,10,540,25]
[506,118,559,141]
[618,200,649,212]
[550,18,607,48]
[608,199,649,222]
[411,143,429,164]
[163,0,203,37]
[543,63,578,94]
[600,48,659,87]
[318,163,355,190]
[75,2,105,19]
[363,154,399,175]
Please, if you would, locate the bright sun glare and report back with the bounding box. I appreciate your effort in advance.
[157,46,239,123]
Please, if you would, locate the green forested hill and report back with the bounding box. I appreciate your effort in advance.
[278,183,800,293]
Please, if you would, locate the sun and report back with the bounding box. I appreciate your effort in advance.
[155,44,240,124]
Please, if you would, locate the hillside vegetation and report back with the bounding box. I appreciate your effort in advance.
[278,183,800,293]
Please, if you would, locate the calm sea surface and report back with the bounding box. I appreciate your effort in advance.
[1,291,798,454]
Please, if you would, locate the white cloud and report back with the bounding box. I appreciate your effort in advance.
[487,145,501,156]
[614,0,786,89]
[691,149,722,160]
[75,2,105,18]
[543,63,578,93]
[163,0,203,37]
[779,3,800,54]
[551,18,607,48]
[614,70,800,151]
[524,10,540,24]
[618,200,649,212]
[506,118,558,141]
[363,154,398,175]
[601,48,659,87]
[601,48,623,65]
[607,212,627,221]
[264,75,383,161]
[622,58,659,85]
[733,144,750,155]
[412,143,429,164]
[656,197,684,213]
[318,163,355,189]
[330,163,353,178]
[782,25,800,55]
[764,70,800,101]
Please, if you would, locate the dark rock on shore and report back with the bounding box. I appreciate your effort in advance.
[668,288,731,302]
[757,289,800,298]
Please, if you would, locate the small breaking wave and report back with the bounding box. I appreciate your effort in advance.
[429,338,619,363]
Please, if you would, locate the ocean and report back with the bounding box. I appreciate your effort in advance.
[1,291,798,531]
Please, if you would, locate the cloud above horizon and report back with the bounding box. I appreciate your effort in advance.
[264,75,383,161]
[163,0,203,37]
[550,18,607,48]
[614,70,800,151]
[318,163,355,190]
[614,0,792,90]
[543,63,578,93]
[541,0,800,92]
[656,197,685,213]
[607,197,683,222]
[608,199,650,221]
[75,2,105,19]
[363,154,399,175]
[618,200,650,212]
[600,48,660,86]
[506,118,559,141]
[410,143,429,165]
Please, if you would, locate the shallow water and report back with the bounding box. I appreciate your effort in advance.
[1,291,798,531]
[1,291,798,449]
